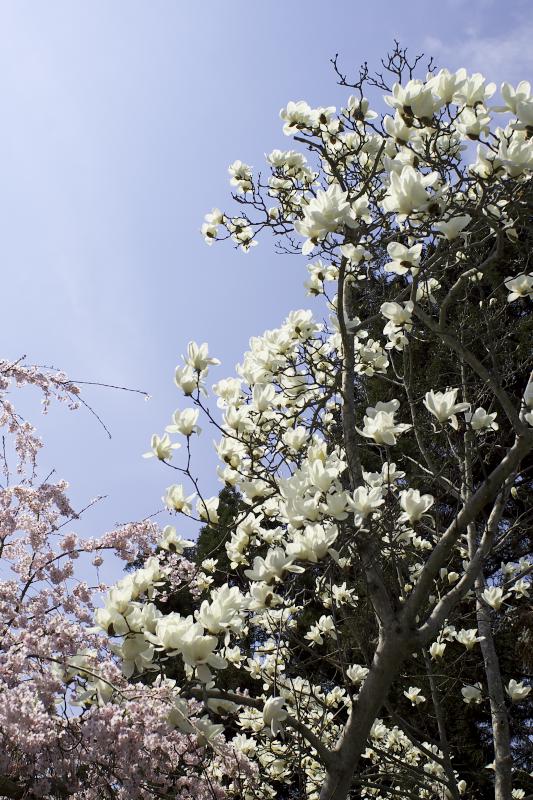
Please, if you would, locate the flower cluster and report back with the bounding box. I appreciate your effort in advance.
[0,362,235,798]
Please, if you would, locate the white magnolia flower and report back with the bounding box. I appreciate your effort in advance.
[143,433,180,461]
[308,459,338,493]
[263,696,288,736]
[381,165,442,220]
[331,582,357,606]
[354,339,389,376]
[247,582,283,611]
[282,426,309,452]
[399,489,434,523]
[213,377,243,408]
[295,184,356,254]
[454,106,491,139]
[346,664,369,685]
[166,408,201,436]
[196,496,220,523]
[383,325,409,352]
[185,341,220,372]
[195,572,214,592]
[345,95,377,122]
[456,628,484,650]
[201,207,223,244]
[317,614,336,638]
[384,79,441,121]
[112,634,155,678]
[514,98,533,130]
[523,376,533,423]
[179,623,227,682]
[465,407,498,432]
[461,683,483,704]
[404,686,426,706]
[94,605,130,636]
[363,461,405,488]
[383,111,415,144]
[415,277,441,303]
[351,193,372,223]
[193,716,225,746]
[196,584,245,636]
[359,400,411,446]
[429,641,446,659]
[506,679,531,703]
[380,301,414,327]
[279,100,317,135]
[146,613,194,652]
[347,486,384,524]
[226,217,257,252]
[283,308,322,341]
[384,241,422,275]
[511,578,531,598]
[231,732,257,757]
[470,143,500,178]
[126,603,162,636]
[424,388,470,429]
[454,72,496,106]
[481,586,508,611]
[504,273,533,302]
[228,160,253,194]
[286,523,338,563]
[305,622,327,647]
[340,243,369,265]
[433,214,471,240]
[244,548,304,584]
[159,526,194,554]
[500,81,532,114]
[252,383,276,412]
[321,490,350,521]
[129,558,162,598]
[163,484,196,514]
[174,365,200,395]
[497,130,533,177]
[267,148,308,174]
[426,68,466,105]
[305,259,338,294]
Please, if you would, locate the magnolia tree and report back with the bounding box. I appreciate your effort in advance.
[105,49,533,800]
[0,361,243,799]
[112,48,533,800]
[3,46,533,800]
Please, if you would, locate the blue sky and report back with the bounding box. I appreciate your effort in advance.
[1,0,531,580]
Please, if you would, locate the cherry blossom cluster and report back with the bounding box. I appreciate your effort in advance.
[0,361,236,798]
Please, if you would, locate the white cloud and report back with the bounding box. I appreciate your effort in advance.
[424,21,533,84]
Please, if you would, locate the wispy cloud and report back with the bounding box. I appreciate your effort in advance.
[425,20,533,84]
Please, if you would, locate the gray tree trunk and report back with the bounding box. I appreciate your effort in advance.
[476,585,513,800]
[319,630,411,800]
